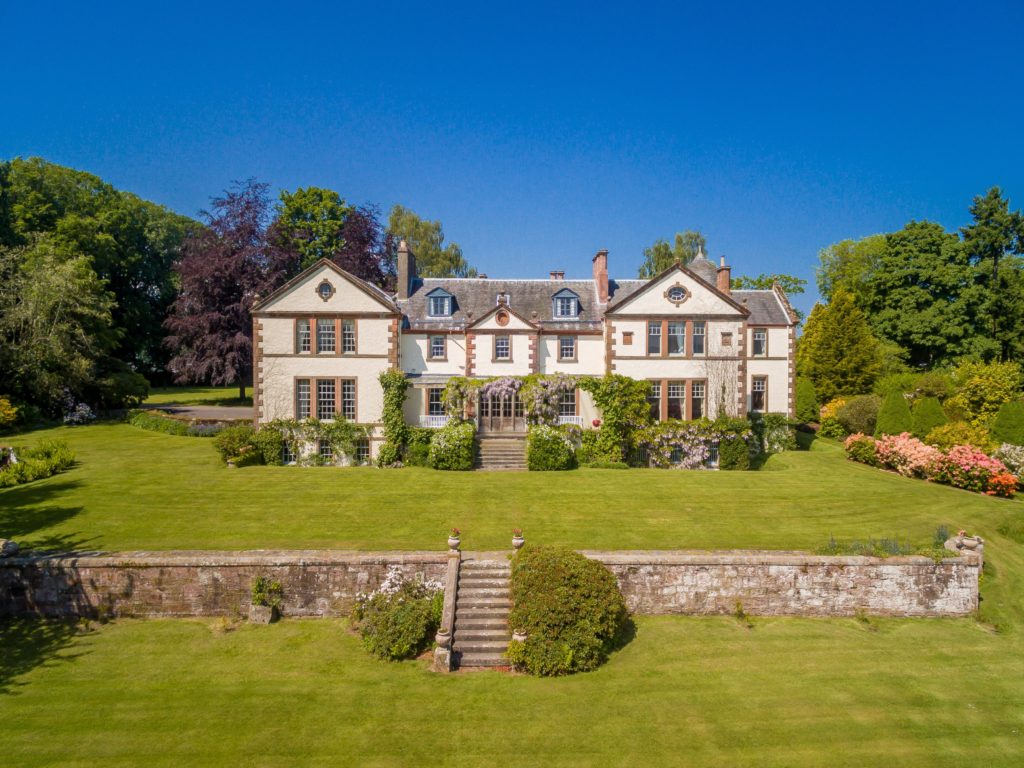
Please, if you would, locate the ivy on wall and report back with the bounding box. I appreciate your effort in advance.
[578,375,653,462]
[378,369,410,466]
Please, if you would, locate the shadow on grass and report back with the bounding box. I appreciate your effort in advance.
[0,478,96,552]
[0,619,92,696]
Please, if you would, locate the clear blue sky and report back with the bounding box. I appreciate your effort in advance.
[2,0,1022,316]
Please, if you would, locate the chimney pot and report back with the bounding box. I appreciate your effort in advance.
[716,255,732,296]
[592,249,609,303]
[550,270,565,280]
[397,240,417,300]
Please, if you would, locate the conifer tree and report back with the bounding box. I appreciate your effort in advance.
[875,389,913,437]
[910,396,948,440]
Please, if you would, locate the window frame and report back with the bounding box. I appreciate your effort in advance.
[316,319,336,354]
[691,380,706,420]
[751,376,768,413]
[494,334,511,361]
[427,387,445,416]
[341,319,356,354]
[558,389,577,416]
[648,381,662,421]
[296,378,311,419]
[667,321,686,356]
[340,379,357,421]
[296,319,311,353]
[752,328,768,358]
[428,292,453,317]
[647,321,661,356]
[428,334,447,360]
[554,295,578,319]
[316,378,336,420]
[666,380,685,420]
[692,321,706,357]
[558,335,577,361]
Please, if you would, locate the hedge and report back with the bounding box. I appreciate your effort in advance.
[506,546,630,676]
[0,441,75,488]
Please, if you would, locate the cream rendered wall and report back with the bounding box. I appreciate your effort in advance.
[473,333,533,377]
[400,334,468,376]
[613,269,740,316]
[746,362,790,413]
[473,312,533,331]
[262,264,392,314]
[538,335,604,375]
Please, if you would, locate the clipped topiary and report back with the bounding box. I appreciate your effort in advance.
[526,425,577,471]
[874,389,912,437]
[910,397,948,440]
[837,395,881,436]
[717,434,750,470]
[795,379,819,423]
[506,545,630,676]
[991,401,1024,446]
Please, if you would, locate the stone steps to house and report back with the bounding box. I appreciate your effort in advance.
[475,437,527,471]
[453,558,513,670]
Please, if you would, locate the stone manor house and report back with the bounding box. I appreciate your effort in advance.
[251,244,798,460]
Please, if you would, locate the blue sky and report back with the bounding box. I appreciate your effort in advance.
[2,1,1022,316]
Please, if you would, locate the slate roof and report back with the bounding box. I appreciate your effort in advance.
[398,277,792,329]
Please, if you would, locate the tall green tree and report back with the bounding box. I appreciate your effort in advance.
[273,187,353,270]
[0,235,115,411]
[387,204,474,277]
[960,187,1024,361]
[638,230,706,278]
[730,273,806,295]
[796,288,882,403]
[0,157,194,377]
[863,221,985,367]
[815,234,886,304]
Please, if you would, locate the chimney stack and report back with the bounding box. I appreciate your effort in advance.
[397,240,417,300]
[716,255,731,295]
[549,270,565,281]
[592,249,609,303]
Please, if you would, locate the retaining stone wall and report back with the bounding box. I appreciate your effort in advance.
[0,551,446,619]
[587,550,980,617]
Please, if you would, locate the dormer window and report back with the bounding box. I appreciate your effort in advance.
[427,288,453,317]
[496,292,511,306]
[552,289,580,319]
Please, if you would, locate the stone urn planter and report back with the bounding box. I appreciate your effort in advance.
[435,628,452,649]
[448,529,461,551]
[512,630,528,643]
[249,604,278,624]
[512,534,525,550]
[959,535,983,550]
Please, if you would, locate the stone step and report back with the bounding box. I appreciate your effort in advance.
[457,596,511,608]
[456,652,510,669]
[460,568,510,577]
[456,617,508,629]
[453,639,510,653]
[454,627,510,641]
[458,589,510,601]
[456,606,511,619]
[457,580,508,591]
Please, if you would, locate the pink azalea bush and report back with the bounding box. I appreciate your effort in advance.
[931,445,1013,495]
[843,432,1017,497]
[873,433,941,478]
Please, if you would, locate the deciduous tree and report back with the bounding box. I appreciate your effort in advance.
[387,204,474,277]
[638,230,706,278]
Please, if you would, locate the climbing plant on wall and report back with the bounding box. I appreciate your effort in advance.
[378,369,409,466]
[578,375,652,461]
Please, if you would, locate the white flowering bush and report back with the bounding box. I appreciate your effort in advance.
[996,444,1024,477]
[352,567,445,660]
[527,424,577,470]
[61,390,95,425]
[429,419,476,470]
[639,419,754,470]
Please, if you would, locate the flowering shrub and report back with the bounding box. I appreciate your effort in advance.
[0,396,18,429]
[526,424,577,471]
[351,567,444,661]
[843,433,878,466]
[819,397,848,438]
[429,419,476,470]
[996,444,1024,476]
[639,419,753,470]
[874,433,941,478]
[932,445,1013,495]
[987,473,1018,498]
[61,389,95,425]
[519,374,578,425]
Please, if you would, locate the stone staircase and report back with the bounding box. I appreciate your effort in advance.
[476,435,527,470]
[453,557,511,669]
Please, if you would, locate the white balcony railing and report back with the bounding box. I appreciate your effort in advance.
[419,414,450,429]
[557,415,584,426]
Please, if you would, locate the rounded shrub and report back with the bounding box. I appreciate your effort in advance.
[837,395,881,436]
[527,425,577,471]
[991,401,1024,446]
[818,398,848,439]
[352,575,443,661]
[874,390,912,437]
[910,396,948,440]
[506,545,630,676]
[717,434,751,470]
[428,420,476,470]
[926,422,996,453]
[213,424,257,463]
[843,433,878,466]
[795,379,819,423]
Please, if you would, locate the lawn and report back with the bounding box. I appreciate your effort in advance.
[2,422,1024,766]
[144,385,252,407]
[1,615,1022,767]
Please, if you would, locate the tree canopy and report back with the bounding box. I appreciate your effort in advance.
[638,230,706,278]
[387,204,474,277]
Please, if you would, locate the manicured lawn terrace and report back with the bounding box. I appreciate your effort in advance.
[3,422,1024,766]
[3,423,1022,555]
[144,385,252,407]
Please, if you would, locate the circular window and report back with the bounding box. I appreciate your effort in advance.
[496,311,510,327]
[667,286,686,302]
[316,281,335,301]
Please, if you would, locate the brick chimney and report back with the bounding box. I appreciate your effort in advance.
[716,255,731,295]
[397,240,417,300]
[592,249,609,303]
[550,270,565,280]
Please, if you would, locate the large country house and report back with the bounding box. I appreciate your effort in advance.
[251,243,798,459]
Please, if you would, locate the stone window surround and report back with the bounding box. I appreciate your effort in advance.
[297,376,359,421]
[648,378,709,421]
[428,334,447,361]
[558,335,577,361]
[493,334,512,362]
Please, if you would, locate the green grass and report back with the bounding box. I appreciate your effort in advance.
[144,385,252,407]
[3,422,1024,765]
[1,616,1022,767]
[2,423,1021,556]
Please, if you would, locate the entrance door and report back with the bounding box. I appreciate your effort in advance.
[477,393,526,433]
